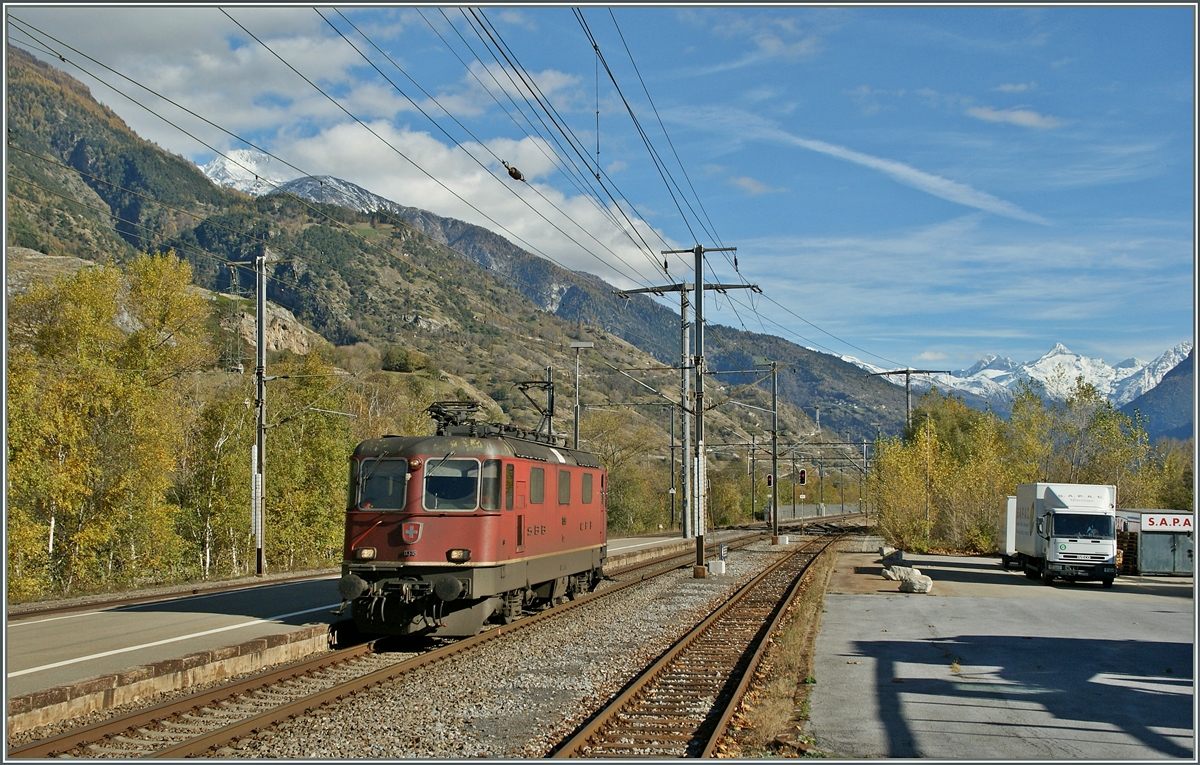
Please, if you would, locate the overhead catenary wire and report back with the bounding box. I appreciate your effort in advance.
[418,8,641,247]
[318,8,659,291]
[217,8,660,294]
[462,8,670,277]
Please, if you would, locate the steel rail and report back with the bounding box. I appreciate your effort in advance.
[8,534,762,759]
[5,642,374,759]
[698,533,844,757]
[145,534,770,759]
[551,531,844,758]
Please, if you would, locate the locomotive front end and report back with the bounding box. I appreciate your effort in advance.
[338,438,507,637]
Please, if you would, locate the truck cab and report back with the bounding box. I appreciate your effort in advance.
[1013,483,1119,588]
[1038,508,1118,585]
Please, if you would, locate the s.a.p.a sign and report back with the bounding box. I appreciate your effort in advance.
[1140,513,1193,531]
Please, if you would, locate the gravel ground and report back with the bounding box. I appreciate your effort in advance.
[220,543,788,758]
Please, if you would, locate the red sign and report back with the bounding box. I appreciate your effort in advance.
[402,522,423,544]
[1141,514,1193,531]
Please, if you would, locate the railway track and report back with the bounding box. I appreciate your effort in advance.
[551,534,841,758]
[7,531,781,759]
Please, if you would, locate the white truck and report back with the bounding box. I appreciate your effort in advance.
[1009,483,1118,588]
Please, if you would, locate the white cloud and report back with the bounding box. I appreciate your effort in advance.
[729,176,785,195]
[691,108,1048,224]
[967,106,1065,129]
[916,351,949,361]
[994,82,1034,93]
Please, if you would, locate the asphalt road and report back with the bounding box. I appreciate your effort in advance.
[806,552,1195,759]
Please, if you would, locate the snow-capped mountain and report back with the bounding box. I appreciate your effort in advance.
[272,176,404,215]
[852,341,1193,408]
[198,158,1192,417]
[200,149,298,196]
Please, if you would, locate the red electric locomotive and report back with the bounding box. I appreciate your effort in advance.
[336,402,607,637]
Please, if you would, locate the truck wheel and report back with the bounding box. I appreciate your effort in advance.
[1042,572,1054,586]
[1102,578,1114,589]
[1000,555,1011,569]
[1024,567,1039,580]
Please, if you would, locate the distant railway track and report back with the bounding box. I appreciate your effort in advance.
[7,531,793,759]
[551,533,842,758]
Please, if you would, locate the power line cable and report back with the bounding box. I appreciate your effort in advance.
[318,9,658,290]
[574,9,702,249]
[464,8,669,277]
[217,8,653,293]
[419,8,635,242]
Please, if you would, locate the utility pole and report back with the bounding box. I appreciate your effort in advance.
[668,405,676,529]
[791,449,797,521]
[661,245,745,576]
[749,433,756,523]
[770,361,779,539]
[253,250,267,576]
[570,342,593,449]
[867,368,952,430]
[614,265,756,551]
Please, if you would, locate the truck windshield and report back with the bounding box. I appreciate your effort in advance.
[1053,514,1114,539]
[358,458,408,510]
[424,458,480,511]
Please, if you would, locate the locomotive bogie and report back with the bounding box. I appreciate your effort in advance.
[338,425,607,638]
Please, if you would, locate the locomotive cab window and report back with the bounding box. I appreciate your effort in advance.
[356,458,408,510]
[424,458,481,511]
[481,459,502,511]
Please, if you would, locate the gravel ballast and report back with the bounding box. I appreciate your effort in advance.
[227,543,788,758]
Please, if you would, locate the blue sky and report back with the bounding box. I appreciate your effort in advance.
[9,5,1195,371]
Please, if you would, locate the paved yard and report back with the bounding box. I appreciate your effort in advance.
[806,552,1194,759]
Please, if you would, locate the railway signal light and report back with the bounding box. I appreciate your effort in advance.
[798,469,806,485]
[766,474,773,487]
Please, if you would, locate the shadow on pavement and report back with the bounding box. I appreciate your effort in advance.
[855,634,1193,758]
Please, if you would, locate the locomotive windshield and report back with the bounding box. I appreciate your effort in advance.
[424,458,481,511]
[357,458,408,510]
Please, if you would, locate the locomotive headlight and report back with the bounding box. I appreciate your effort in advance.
[355,547,377,561]
[446,548,472,563]
[408,458,422,470]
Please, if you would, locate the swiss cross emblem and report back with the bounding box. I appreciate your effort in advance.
[402,522,422,544]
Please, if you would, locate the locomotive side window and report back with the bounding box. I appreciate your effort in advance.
[481,459,502,511]
[558,470,571,505]
[358,458,408,510]
[423,458,480,511]
[582,472,593,504]
[530,467,545,504]
[505,464,514,510]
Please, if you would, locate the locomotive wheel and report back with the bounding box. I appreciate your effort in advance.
[500,589,523,624]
